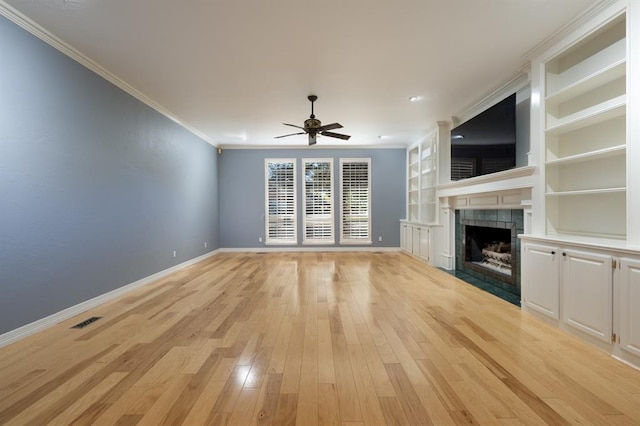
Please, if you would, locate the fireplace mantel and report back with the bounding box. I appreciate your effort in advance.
[434,166,534,273]
[437,166,536,198]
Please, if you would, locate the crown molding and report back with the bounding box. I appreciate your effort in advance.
[522,0,622,61]
[453,70,530,126]
[0,1,217,147]
[218,143,408,150]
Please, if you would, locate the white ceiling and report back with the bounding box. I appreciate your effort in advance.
[3,0,599,148]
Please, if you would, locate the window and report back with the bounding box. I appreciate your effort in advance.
[340,158,371,244]
[302,159,334,244]
[265,159,297,244]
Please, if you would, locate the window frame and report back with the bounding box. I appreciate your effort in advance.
[264,158,297,245]
[302,158,335,245]
[339,158,372,245]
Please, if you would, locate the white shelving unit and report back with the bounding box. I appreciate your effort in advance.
[542,14,627,241]
[419,133,438,224]
[405,132,438,223]
[522,0,640,369]
[407,145,420,222]
[402,123,449,265]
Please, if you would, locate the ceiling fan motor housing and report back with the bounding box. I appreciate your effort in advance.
[304,118,322,130]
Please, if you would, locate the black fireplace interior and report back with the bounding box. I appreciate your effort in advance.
[465,225,512,276]
[463,222,516,286]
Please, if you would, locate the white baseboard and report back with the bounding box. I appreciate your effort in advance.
[219,246,401,253]
[0,249,220,349]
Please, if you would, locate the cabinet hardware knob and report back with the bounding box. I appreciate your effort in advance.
[562,252,566,256]
[551,251,555,255]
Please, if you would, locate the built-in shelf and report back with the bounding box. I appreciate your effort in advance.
[546,94,626,135]
[545,187,626,196]
[546,38,626,102]
[546,145,626,166]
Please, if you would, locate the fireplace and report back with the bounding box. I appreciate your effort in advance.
[454,209,523,304]
[462,222,516,286]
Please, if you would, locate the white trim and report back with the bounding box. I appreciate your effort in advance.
[218,144,408,150]
[453,72,530,127]
[522,0,622,61]
[0,250,220,349]
[219,247,400,253]
[0,1,216,147]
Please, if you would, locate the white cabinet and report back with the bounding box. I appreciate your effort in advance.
[411,226,421,255]
[561,249,612,343]
[419,226,430,262]
[521,235,640,367]
[400,223,411,252]
[522,242,560,320]
[400,222,430,263]
[619,258,640,358]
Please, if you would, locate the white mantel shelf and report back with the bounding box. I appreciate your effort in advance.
[437,166,536,198]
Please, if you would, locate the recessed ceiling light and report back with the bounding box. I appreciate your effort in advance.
[409,96,420,102]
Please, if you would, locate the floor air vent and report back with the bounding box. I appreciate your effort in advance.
[71,316,102,329]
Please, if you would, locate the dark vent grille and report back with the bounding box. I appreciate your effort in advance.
[71,316,102,329]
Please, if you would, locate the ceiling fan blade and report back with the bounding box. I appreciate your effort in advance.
[283,123,305,130]
[320,131,351,140]
[316,122,342,132]
[275,132,306,139]
[308,133,317,145]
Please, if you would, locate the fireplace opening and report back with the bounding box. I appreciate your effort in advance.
[465,225,512,276]
[461,220,517,286]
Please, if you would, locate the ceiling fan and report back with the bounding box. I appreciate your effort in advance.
[275,95,351,146]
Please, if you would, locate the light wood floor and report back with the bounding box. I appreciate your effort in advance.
[1,252,640,425]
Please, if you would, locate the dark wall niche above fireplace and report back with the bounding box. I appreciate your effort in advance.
[454,209,524,305]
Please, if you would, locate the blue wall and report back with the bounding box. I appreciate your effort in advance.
[0,16,219,334]
[219,148,405,248]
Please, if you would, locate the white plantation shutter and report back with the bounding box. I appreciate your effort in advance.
[265,159,297,244]
[340,158,371,244]
[303,159,334,244]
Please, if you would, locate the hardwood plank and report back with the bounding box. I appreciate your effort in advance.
[317,319,336,384]
[296,325,318,426]
[273,393,298,426]
[346,344,387,425]
[331,332,362,422]
[384,362,432,425]
[227,387,260,426]
[253,373,283,425]
[378,396,410,426]
[318,383,341,426]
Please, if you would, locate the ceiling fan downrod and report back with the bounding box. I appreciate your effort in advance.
[308,95,317,119]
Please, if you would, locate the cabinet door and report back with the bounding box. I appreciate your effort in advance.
[412,227,420,255]
[419,227,429,262]
[405,225,413,252]
[522,243,560,319]
[400,224,406,251]
[620,258,640,358]
[562,249,612,343]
